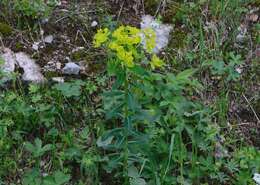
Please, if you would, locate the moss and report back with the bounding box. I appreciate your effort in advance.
[144,0,159,14]
[71,50,87,61]
[168,28,188,49]
[0,22,12,36]
[13,42,24,52]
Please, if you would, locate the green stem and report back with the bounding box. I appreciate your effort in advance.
[123,69,129,185]
[179,132,184,185]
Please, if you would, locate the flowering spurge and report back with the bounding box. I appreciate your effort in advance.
[93,26,164,69]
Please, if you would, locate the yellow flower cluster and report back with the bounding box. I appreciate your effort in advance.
[93,28,110,48]
[112,26,141,45]
[150,55,165,69]
[142,28,156,53]
[93,26,164,69]
[108,26,142,67]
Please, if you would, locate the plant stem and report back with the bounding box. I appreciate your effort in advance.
[123,69,129,185]
[179,132,184,185]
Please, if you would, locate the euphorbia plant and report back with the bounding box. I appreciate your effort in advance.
[93,25,164,184]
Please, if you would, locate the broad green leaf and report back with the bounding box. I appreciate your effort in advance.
[128,165,140,178]
[53,81,83,97]
[54,171,70,185]
[97,135,114,148]
[130,177,147,185]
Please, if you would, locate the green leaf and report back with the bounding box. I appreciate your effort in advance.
[24,142,36,154]
[54,171,70,185]
[97,128,125,150]
[35,138,43,149]
[130,177,147,185]
[53,81,83,97]
[97,135,114,148]
[22,168,42,185]
[41,144,54,153]
[128,165,140,178]
[176,69,195,81]
[212,61,225,75]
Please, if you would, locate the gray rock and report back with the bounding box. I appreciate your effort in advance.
[141,15,173,54]
[15,52,45,83]
[62,62,81,75]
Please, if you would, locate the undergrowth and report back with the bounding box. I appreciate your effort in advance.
[0,0,259,185]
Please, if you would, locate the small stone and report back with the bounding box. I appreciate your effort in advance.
[91,21,98,27]
[41,18,49,24]
[62,62,81,75]
[44,35,54,44]
[52,77,64,83]
[236,67,242,74]
[32,42,40,51]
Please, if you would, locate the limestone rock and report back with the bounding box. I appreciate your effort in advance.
[141,15,173,54]
[15,52,45,83]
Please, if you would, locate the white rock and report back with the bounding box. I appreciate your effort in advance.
[15,52,45,83]
[254,173,260,185]
[91,21,98,27]
[44,35,54,44]
[141,15,173,54]
[62,62,81,75]
[52,77,64,83]
[236,67,242,74]
[41,18,49,24]
[32,42,40,51]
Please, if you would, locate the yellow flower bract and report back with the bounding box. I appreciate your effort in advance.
[151,55,165,69]
[93,28,110,48]
[93,25,163,69]
[142,28,156,53]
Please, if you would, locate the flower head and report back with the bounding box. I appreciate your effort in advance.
[150,55,164,69]
[93,28,110,48]
[142,28,156,53]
